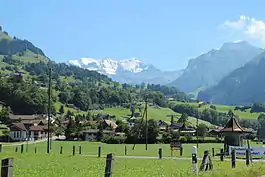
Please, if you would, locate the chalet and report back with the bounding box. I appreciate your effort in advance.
[158,120,169,132]
[9,123,27,141]
[29,125,48,140]
[127,117,137,129]
[9,115,50,141]
[102,120,118,130]
[209,126,224,136]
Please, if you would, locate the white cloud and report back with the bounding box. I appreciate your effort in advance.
[222,15,265,46]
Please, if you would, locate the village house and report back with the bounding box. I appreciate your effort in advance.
[127,117,137,129]
[102,119,118,130]
[8,114,50,141]
[9,123,27,141]
[158,120,169,132]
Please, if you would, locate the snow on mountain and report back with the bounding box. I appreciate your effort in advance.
[68,57,181,84]
[68,57,148,75]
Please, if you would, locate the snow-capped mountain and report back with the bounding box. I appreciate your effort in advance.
[68,57,182,84]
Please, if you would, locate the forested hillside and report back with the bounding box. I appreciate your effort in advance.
[0,29,188,115]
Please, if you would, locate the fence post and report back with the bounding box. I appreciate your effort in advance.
[199,150,213,171]
[72,146,75,156]
[60,146,63,154]
[220,148,224,161]
[158,148,162,159]
[192,146,198,175]
[0,144,2,152]
[35,147,37,154]
[180,147,183,156]
[124,146,127,156]
[98,146,101,158]
[1,158,13,177]
[15,147,17,153]
[246,149,250,166]
[212,148,214,157]
[104,153,114,177]
[231,149,236,168]
[79,146,82,155]
[20,144,24,153]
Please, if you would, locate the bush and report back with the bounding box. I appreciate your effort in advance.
[210,105,216,110]
[102,135,126,144]
[180,136,187,143]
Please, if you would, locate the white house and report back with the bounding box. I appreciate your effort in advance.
[9,123,27,141]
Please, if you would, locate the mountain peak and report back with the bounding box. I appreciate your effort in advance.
[68,57,148,75]
[220,40,253,51]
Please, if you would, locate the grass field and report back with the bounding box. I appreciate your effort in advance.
[172,101,261,119]
[101,107,214,127]
[1,141,265,177]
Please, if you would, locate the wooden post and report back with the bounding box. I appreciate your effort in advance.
[104,153,114,177]
[180,147,183,156]
[124,146,127,156]
[20,144,24,153]
[15,147,17,153]
[72,146,75,156]
[246,149,250,166]
[220,148,224,161]
[199,150,213,171]
[98,146,101,158]
[158,148,162,159]
[60,146,63,154]
[192,146,198,175]
[1,158,13,177]
[212,148,214,157]
[231,149,236,168]
[35,147,37,154]
[79,146,82,155]
[0,144,2,152]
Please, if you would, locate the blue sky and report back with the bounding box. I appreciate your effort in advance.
[1,0,265,70]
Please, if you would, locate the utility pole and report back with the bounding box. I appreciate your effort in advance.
[196,113,199,148]
[47,67,52,153]
[145,100,148,151]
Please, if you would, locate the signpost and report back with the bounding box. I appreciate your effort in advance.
[170,140,182,157]
[229,146,265,157]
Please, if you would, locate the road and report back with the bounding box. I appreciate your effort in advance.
[82,154,265,162]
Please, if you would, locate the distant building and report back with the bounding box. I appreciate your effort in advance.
[80,129,115,141]
[8,114,50,141]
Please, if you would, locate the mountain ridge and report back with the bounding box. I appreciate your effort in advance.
[68,57,182,84]
[169,41,264,93]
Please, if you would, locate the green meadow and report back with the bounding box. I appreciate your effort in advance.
[0,141,265,177]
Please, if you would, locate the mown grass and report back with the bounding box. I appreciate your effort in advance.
[172,101,260,119]
[102,107,214,127]
[1,141,265,177]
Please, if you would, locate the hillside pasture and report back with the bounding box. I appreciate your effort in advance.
[172,101,260,119]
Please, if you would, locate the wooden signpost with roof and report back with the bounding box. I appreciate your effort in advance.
[220,113,249,155]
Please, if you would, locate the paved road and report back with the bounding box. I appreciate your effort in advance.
[82,154,265,162]
[2,136,57,146]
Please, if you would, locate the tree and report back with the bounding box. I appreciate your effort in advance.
[178,113,188,123]
[64,117,76,140]
[197,123,208,140]
[59,105,65,114]
[251,102,265,113]
[0,106,11,125]
[228,109,234,118]
[130,104,135,118]
[96,121,104,141]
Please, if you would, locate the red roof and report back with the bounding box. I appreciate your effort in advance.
[10,123,27,131]
[220,117,245,133]
[29,126,45,131]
